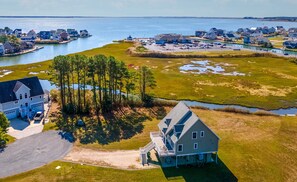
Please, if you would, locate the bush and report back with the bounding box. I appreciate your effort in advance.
[215,107,251,115]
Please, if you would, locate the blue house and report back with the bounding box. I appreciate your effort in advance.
[283,41,297,49]
[39,31,52,40]
[244,36,251,44]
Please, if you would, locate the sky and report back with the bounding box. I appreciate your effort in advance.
[0,0,296,17]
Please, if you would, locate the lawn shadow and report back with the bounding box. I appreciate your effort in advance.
[161,158,237,182]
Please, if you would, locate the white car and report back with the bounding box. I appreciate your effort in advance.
[34,111,44,122]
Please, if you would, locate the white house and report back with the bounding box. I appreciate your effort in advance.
[0,77,45,120]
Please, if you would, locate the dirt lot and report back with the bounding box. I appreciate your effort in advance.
[63,146,159,170]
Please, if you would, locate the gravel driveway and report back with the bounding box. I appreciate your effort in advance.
[0,130,73,178]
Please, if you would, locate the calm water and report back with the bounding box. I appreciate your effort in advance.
[1,17,297,66]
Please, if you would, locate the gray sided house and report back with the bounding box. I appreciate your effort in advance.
[0,77,44,120]
[140,102,220,167]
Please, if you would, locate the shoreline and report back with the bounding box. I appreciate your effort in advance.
[0,46,44,57]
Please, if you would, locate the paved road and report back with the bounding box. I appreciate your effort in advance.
[0,131,73,178]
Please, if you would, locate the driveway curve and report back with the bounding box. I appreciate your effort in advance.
[0,130,73,178]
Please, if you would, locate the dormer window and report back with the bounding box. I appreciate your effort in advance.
[165,118,171,126]
[25,93,28,99]
[20,94,22,100]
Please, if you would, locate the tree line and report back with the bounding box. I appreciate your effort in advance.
[50,54,156,115]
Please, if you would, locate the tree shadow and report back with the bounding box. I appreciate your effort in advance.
[161,158,238,182]
[77,109,150,145]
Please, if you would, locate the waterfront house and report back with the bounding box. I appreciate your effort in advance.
[195,30,207,37]
[67,29,79,37]
[0,43,4,55]
[203,32,217,40]
[140,102,220,167]
[21,30,37,42]
[127,35,133,41]
[0,77,45,120]
[283,41,297,49]
[27,30,37,39]
[39,31,51,40]
[13,29,22,38]
[288,33,297,40]
[250,36,270,45]
[20,41,34,50]
[60,32,70,41]
[3,42,15,54]
[57,29,66,35]
[80,30,90,37]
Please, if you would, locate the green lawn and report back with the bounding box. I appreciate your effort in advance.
[2,109,297,182]
[1,42,297,109]
[1,160,237,182]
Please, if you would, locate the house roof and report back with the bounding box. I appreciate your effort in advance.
[0,77,44,103]
[159,102,220,143]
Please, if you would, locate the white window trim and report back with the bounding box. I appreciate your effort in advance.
[192,131,197,139]
[194,143,198,150]
[200,131,205,137]
[177,144,183,152]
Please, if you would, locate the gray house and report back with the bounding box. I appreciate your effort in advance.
[140,102,220,167]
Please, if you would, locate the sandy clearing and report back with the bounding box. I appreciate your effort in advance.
[63,147,159,170]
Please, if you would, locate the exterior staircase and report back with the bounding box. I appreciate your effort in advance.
[139,141,155,165]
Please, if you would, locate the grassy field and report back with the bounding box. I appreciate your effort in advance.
[3,109,297,182]
[1,42,297,109]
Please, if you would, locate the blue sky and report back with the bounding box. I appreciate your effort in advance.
[0,0,296,17]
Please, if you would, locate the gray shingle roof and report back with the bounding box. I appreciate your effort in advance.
[0,77,44,103]
[159,102,220,143]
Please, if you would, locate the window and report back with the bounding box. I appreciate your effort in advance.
[177,144,183,152]
[194,143,198,150]
[15,101,18,104]
[25,93,28,99]
[31,98,33,101]
[192,132,197,139]
[200,131,205,137]
[25,103,28,107]
[20,94,22,100]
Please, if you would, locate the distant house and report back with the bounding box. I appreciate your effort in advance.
[3,42,15,54]
[20,41,34,50]
[127,35,133,41]
[155,34,182,44]
[140,102,220,167]
[203,32,217,40]
[288,33,297,40]
[243,36,251,44]
[195,30,207,37]
[80,30,90,37]
[27,30,37,40]
[288,28,297,33]
[283,41,297,49]
[60,32,70,41]
[13,29,22,38]
[57,29,66,35]
[0,43,4,55]
[39,31,52,40]
[0,77,44,120]
[67,29,79,37]
[250,36,270,45]
[224,33,236,41]
[21,30,37,42]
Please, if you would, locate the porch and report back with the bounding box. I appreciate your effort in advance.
[150,131,175,157]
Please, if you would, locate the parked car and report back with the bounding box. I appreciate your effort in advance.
[34,111,44,122]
